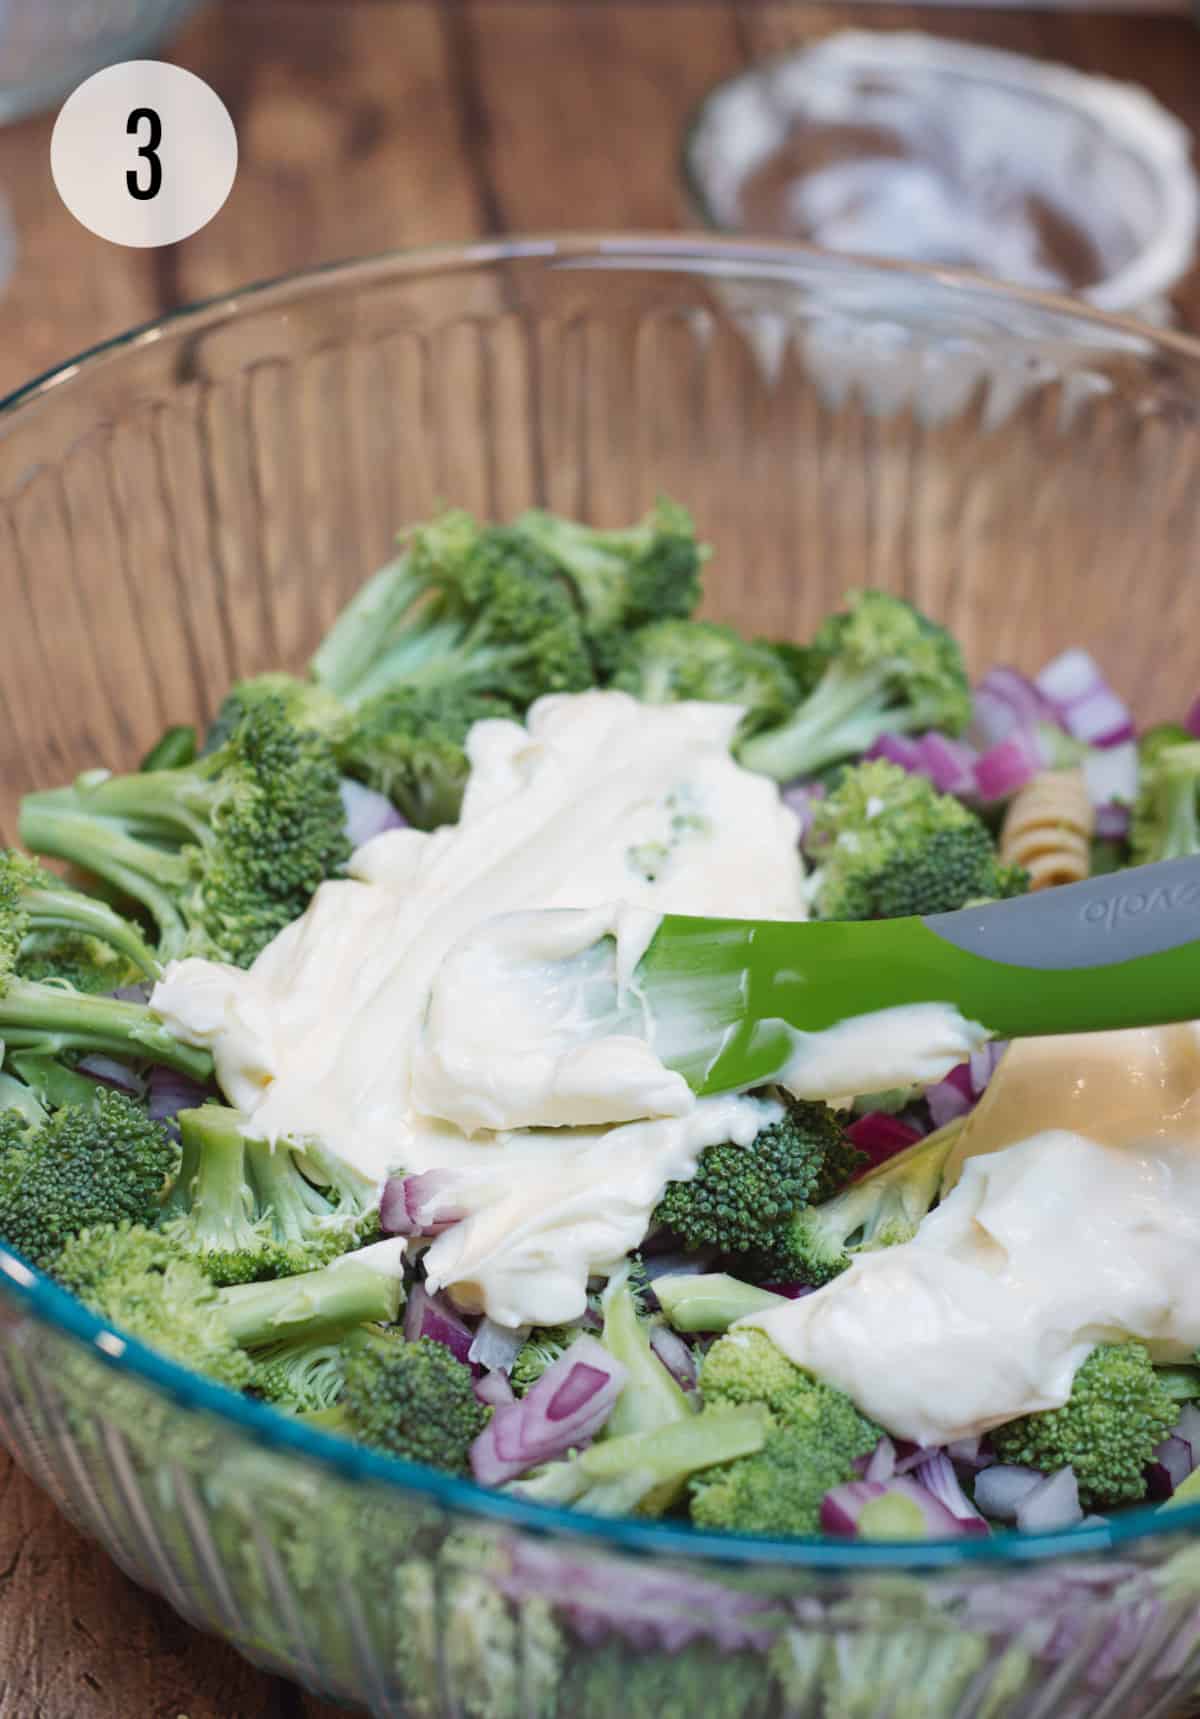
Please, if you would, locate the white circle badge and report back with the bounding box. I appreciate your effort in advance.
[51,61,237,248]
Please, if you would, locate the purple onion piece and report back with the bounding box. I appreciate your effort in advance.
[640,1251,713,1283]
[892,1440,933,1475]
[967,1042,1007,1098]
[821,1475,970,1539]
[846,1111,925,1168]
[403,1283,476,1369]
[339,778,407,849]
[648,1323,699,1392]
[147,1065,213,1123]
[974,728,1043,803]
[979,666,1054,728]
[926,1071,975,1130]
[864,1436,897,1483]
[864,733,923,772]
[915,731,978,797]
[1187,696,1200,740]
[75,1054,145,1098]
[1036,648,1102,709]
[107,982,153,1005]
[974,1463,1043,1521]
[780,779,826,842]
[947,1434,995,1472]
[469,1334,627,1486]
[475,1369,516,1408]
[914,1449,990,1533]
[1094,802,1131,841]
[1016,1466,1082,1532]
[381,1170,465,1238]
[759,1282,816,1301]
[1082,740,1138,811]
[468,1317,528,1375]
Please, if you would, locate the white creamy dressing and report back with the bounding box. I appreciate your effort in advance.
[747,1024,1200,1444]
[155,689,926,1326]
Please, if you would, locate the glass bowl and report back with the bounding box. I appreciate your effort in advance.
[0,0,203,124]
[3,236,1200,1717]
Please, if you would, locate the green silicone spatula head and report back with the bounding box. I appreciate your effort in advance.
[636,856,1200,1095]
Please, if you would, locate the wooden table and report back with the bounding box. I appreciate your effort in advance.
[3,1,1200,1712]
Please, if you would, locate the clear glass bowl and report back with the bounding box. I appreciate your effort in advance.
[3,236,1200,1717]
[0,0,202,123]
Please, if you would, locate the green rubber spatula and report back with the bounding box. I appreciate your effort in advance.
[632,856,1200,1095]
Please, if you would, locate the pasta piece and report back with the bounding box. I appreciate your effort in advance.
[999,768,1093,890]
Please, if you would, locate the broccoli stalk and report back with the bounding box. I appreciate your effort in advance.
[738,591,971,782]
[804,760,1027,921]
[0,978,211,1080]
[652,1272,789,1334]
[611,618,801,736]
[652,1092,864,1275]
[776,1120,964,1286]
[601,1269,694,1439]
[1131,740,1200,866]
[0,848,160,981]
[990,1342,1178,1511]
[161,1105,379,1285]
[513,501,707,673]
[19,698,351,970]
[687,1329,881,1534]
[0,1087,179,1271]
[309,513,594,711]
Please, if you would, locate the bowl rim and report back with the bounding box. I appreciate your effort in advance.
[3,232,1200,1571]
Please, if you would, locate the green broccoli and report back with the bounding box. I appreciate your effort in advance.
[990,1342,1178,1511]
[0,847,159,981]
[652,1271,789,1334]
[56,1226,405,1393]
[0,1087,179,1272]
[777,1121,963,1287]
[609,619,796,734]
[738,591,971,782]
[159,1105,379,1285]
[514,499,707,675]
[19,698,351,969]
[309,512,594,711]
[805,761,1026,921]
[304,1329,489,1475]
[601,1269,693,1439]
[652,1093,864,1273]
[510,1321,585,1395]
[688,1329,880,1535]
[204,671,352,755]
[1131,739,1200,866]
[139,725,199,771]
[0,953,211,1081]
[342,684,516,829]
[251,1329,353,1415]
[561,1640,772,1719]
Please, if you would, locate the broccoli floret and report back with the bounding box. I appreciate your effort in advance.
[0,847,159,981]
[1131,739,1200,866]
[342,685,516,829]
[204,671,352,755]
[688,1329,880,1535]
[653,1093,864,1272]
[778,1122,962,1286]
[739,591,971,782]
[805,761,1025,921]
[0,1088,179,1272]
[252,1329,353,1415]
[990,1342,1177,1511]
[306,1329,489,1475]
[609,619,795,734]
[310,512,594,711]
[510,1321,584,1395]
[56,1226,405,1392]
[139,725,199,771]
[515,499,707,674]
[19,699,351,970]
[160,1105,380,1285]
[562,1640,772,1719]
[511,1402,769,1517]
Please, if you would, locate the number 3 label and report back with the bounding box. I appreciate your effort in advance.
[51,61,237,247]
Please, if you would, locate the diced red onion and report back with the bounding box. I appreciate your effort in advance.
[979,667,1054,729]
[1061,687,1135,749]
[821,1475,970,1539]
[640,1252,713,1283]
[846,1112,925,1168]
[1082,740,1138,810]
[781,780,825,841]
[1186,697,1200,740]
[108,982,153,1004]
[914,1449,990,1534]
[915,732,978,797]
[863,1436,896,1482]
[1036,649,1102,709]
[648,1323,699,1392]
[968,1041,1007,1098]
[475,1370,515,1408]
[469,1317,529,1374]
[403,1283,476,1368]
[1016,1466,1082,1532]
[75,1054,145,1098]
[865,733,924,772]
[1174,1402,1200,1452]
[147,1065,212,1123]
[1147,1435,1193,1500]
[760,1282,816,1300]
[892,1440,933,1475]
[974,1464,1043,1521]
[381,1170,465,1238]
[926,1062,975,1129]
[1094,803,1131,841]
[974,729,1043,803]
[469,1334,627,1486]
[339,778,407,849]
[947,1435,995,1472]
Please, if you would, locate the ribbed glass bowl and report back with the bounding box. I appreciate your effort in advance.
[4,237,1200,1718]
[0,0,202,123]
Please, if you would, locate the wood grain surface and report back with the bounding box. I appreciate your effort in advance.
[4,0,1200,1712]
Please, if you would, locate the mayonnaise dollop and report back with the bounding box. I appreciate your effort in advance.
[745,1124,1200,1446]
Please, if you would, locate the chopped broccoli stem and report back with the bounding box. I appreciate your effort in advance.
[0,977,211,1080]
[140,725,197,772]
[653,1273,789,1333]
[601,1269,694,1440]
[1131,740,1200,866]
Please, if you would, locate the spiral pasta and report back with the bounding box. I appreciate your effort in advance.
[999,767,1094,890]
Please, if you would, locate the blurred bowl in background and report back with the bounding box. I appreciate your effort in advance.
[0,0,202,124]
[683,32,1199,325]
